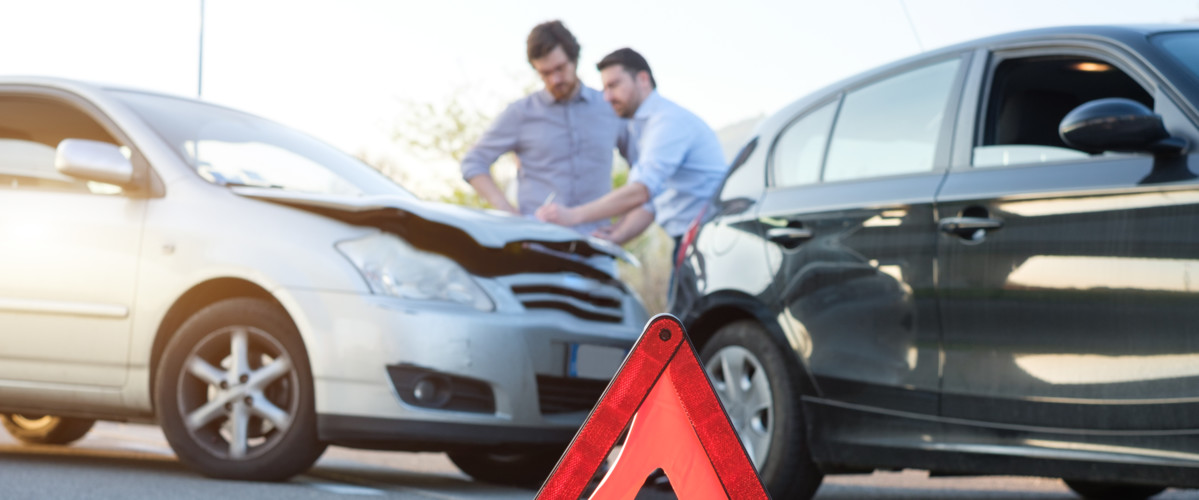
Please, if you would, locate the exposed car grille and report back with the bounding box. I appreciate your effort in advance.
[511,285,622,309]
[505,276,626,323]
[536,375,609,414]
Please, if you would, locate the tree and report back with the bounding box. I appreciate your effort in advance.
[388,87,519,209]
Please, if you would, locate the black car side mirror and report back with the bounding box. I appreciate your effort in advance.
[1059,98,1187,156]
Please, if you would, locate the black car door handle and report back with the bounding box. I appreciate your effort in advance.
[767,227,813,246]
[940,216,1003,243]
[938,217,1003,233]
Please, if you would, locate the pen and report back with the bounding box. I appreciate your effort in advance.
[541,191,556,208]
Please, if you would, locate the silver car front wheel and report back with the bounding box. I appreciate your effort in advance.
[156,297,326,480]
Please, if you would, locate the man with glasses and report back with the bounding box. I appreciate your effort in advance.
[461,20,623,235]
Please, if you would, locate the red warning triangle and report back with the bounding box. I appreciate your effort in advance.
[536,314,770,499]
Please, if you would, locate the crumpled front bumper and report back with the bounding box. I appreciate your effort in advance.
[280,284,646,450]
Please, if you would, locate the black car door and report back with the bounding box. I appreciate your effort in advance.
[936,43,1199,431]
[757,54,969,416]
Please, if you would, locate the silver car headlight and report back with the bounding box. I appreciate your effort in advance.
[336,233,494,312]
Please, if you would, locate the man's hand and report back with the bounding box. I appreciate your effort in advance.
[535,202,580,226]
[467,174,519,214]
[604,207,655,245]
[591,225,615,241]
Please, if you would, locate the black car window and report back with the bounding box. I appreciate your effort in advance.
[0,97,123,195]
[772,100,837,187]
[974,56,1152,168]
[1154,31,1199,83]
[823,58,961,183]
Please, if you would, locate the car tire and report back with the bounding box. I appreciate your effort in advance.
[0,414,95,445]
[448,448,563,489]
[1064,479,1166,500]
[700,320,823,500]
[155,297,327,481]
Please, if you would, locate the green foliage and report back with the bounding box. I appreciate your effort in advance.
[393,92,491,163]
[611,158,628,189]
[440,184,489,209]
[617,224,673,315]
[387,88,515,208]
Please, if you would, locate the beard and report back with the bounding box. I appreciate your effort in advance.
[550,80,579,101]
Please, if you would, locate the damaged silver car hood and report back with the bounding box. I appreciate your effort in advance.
[231,187,638,266]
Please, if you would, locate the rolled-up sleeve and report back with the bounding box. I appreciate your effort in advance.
[461,102,522,182]
[626,116,690,199]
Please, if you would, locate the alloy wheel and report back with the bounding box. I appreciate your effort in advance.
[175,325,298,460]
[705,345,774,468]
[10,414,53,431]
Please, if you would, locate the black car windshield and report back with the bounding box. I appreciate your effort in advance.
[111,90,415,198]
[1153,31,1199,85]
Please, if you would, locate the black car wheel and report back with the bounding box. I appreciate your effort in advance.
[1064,479,1166,500]
[0,414,95,445]
[448,448,563,489]
[700,320,823,499]
[155,297,326,481]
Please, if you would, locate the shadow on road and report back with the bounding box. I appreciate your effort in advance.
[0,442,184,472]
[4,441,1194,500]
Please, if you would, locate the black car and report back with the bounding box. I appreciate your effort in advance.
[671,25,1199,500]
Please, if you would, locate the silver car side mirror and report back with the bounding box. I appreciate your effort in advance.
[55,138,133,185]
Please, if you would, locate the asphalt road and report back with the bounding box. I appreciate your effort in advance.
[2,422,1198,499]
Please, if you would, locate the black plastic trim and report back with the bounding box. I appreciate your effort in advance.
[803,397,1199,489]
[386,364,495,414]
[316,414,577,452]
[536,375,608,414]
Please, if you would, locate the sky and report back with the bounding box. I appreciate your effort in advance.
[2,0,1198,195]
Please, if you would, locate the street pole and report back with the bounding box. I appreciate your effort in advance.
[198,0,206,98]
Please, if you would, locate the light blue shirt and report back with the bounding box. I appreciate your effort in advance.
[625,91,727,237]
[461,85,624,234]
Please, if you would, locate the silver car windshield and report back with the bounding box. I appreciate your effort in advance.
[111,90,414,198]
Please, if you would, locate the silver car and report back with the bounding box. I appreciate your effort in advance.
[0,77,647,487]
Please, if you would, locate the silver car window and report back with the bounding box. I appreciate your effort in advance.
[0,97,124,195]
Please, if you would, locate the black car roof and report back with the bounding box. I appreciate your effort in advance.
[879,24,1196,78]
[958,24,1189,44]
[759,24,1199,138]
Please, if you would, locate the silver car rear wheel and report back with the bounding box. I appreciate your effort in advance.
[1,413,95,445]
